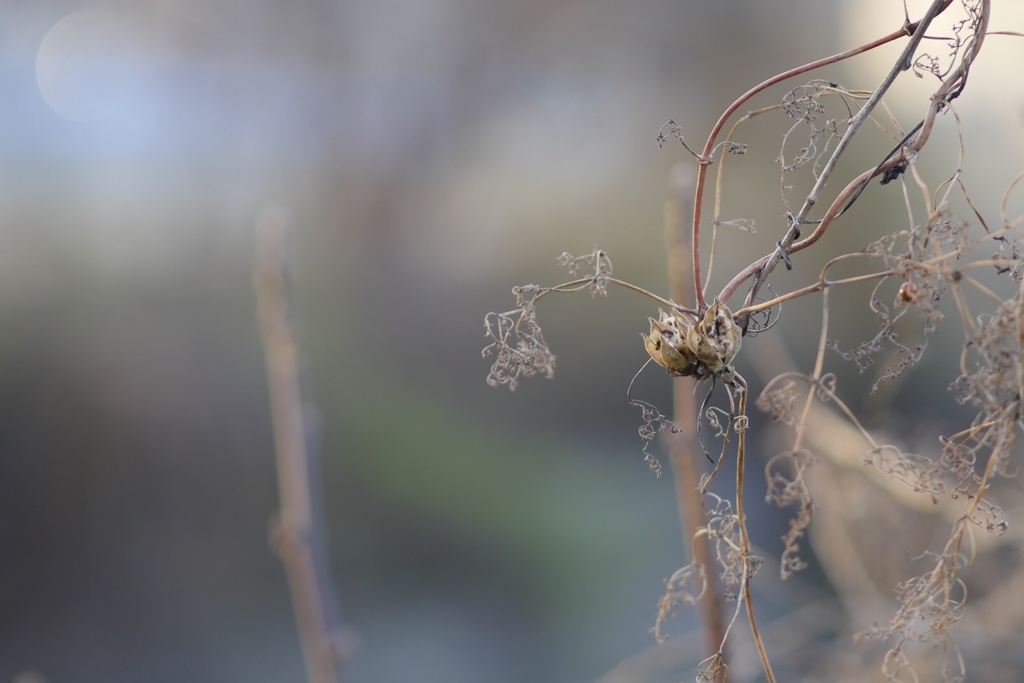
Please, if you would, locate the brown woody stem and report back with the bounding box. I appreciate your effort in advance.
[255,209,350,683]
[688,1,952,310]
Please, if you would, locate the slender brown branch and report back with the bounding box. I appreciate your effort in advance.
[688,0,953,309]
[536,276,698,314]
[736,268,895,318]
[719,164,882,304]
[734,0,991,328]
[255,208,350,683]
[735,0,954,314]
[910,0,989,155]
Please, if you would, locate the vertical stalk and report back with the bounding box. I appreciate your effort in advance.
[255,208,349,683]
[732,381,776,683]
[665,168,726,675]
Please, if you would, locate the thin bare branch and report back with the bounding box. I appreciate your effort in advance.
[255,208,350,683]
[688,0,954,309]
[736,0,956,314]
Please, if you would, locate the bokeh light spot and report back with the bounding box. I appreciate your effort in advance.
[36,9,147,123]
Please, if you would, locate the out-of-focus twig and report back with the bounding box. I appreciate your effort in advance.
[664,166,726,678]
[255,207,350,683]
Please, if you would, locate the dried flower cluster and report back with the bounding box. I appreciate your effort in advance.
[481,285,556,391]
[482,247,615,391]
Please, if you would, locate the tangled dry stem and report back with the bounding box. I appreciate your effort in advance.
[483,1,1023,681]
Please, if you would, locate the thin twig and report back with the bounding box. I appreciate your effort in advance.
[688,0,953,309]
[736,0,962,314]
[255,207,350,683]
[534,276,698,315]
[731,377,776,683]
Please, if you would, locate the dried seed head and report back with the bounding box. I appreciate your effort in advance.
[643,302,741,382]
[688,300,742,369]
[642,308,701,377]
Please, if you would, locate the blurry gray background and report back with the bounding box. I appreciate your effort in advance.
[2,1,1022,682]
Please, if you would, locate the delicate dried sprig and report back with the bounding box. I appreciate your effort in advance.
[482,286,556,391]
[653,562,708,644]
[482,248,622,390]
[777,81,861,185]
[626,376,672,478]
[763,449,816,578]
[555,246,613,296]
[755,379,800,427]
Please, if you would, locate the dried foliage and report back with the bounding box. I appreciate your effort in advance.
[483,1,1024,681]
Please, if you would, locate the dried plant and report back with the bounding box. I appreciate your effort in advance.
[483,1,1024,681]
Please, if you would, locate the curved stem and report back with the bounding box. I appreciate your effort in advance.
[689,1,953,309]
[720,156,901,306]
[731,0,954,316]
[606,277,698,314]
[534,276,698,314]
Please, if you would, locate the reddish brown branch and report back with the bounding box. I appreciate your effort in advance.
[718,164,879,304]
[689,0,954,310]
[720,0,979,310]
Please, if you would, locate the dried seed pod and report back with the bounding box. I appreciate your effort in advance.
[642,308,701,377]
[643,302,742,382]
[687,299,742,369]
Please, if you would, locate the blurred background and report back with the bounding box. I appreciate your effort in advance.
[2,1,1023,682]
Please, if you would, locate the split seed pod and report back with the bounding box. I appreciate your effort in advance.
[687,299,742,370]
[643,300,741,382]
[642,308,701,377]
